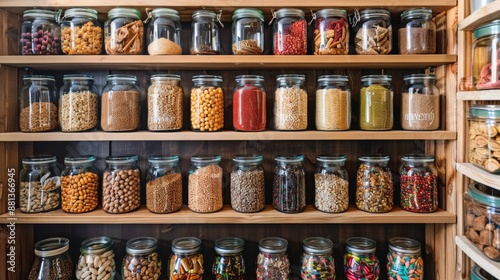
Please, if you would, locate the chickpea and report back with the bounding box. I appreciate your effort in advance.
[190,86,224,131]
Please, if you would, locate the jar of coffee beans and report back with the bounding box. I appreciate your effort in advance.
[102,155,141,213]
[169,237,204,279]
[20,9,61,55]
[213,237,246,279]
[146,155,183,213]
[122,237,162,279]
[356,154,394,213]
[28,237,73,280]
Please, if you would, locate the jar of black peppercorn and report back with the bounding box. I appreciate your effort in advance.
[170,237,204,279]
[399,8,436,55]
[356,154,394,213]
[232,8,264,55]
[213,237,246,279]
[256,237,290,279]
[301,237,336,279]
[28,237,73,280]
[191,10,221,55]
[273,155,306,213]
[399,154,438,213]
[20,9,61,55]
[354,8,392,55]
[272,8,307,55]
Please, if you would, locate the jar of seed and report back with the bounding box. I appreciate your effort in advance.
[28,237,73,280]
[188,155,223,213]
[104,7,143,55]
[312,9,349,55]
[400,154,438,213]
[191,10,221,55]
[190,75,224,131]
[256,237,290,279]
[344,237,380,280]
[102,155,141,214]
[274,74,308,130]
[316,75,351,130]
[387,237,424,280]
[20,9,61,55]
[272,8,307,55]
[231,155,265,213]
[399,8,436,55]
[146,155,183,213]
[213,237,246,279]
[401,74,440,130]
[233,75,267,131]
[273,155,306,213]
[232,8,264,55]
[61,155,99,213]
[20,75,58,132]
[146,8,182,55]
[147,74,184,131]
[122,237,162,279]
[356,154,394,213]
[354,9,392,55]
[169,237,204,279]
[76,236,116,280]
[315,155,349,213]
[301,237,335,279]
[60,8,102,55]
[359,75,393,130]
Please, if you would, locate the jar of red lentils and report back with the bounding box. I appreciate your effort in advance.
[233,75,266,131]
[190,75,224,131]
[272,8,307,55]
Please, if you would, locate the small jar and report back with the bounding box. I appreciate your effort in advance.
[471,264,497,280]
[213,237,246,279]
[473,20,500,89]
[399,8,436,55]
[301,237,335,279]
[28,237,73,280]
[313,9,349,55]
[315,155,349,213]
[76,236,116,280]
[359,75,393,130]
[399,154,438,213]
[273,155,306,213]
[191,10,220,55]
[274,74,308,130]
[146,8,182,55]
[122,237,162,279]
[256,237,290,279]
[102,155,140,213]
[272,8,307,55]
[401,74,440,130]
[19,155,61,213]
[232,8,264,55]
[188,155,223,213]
[468,105,500,173]
[147,74,184,131]
[169,237,204,279]
[233,75,267,131]
[20,9,61,55]
[356,154,394,213]
[344,237,380,280]
[145,155,183,213]
[354,9,392,55]
[101,74,141,132]
[190,75,224,131]
[104,8,143,55]
[60,8,102,54]
[20,75,58,132]
[231,155,265,213]
[59,74,99,132]
[387,237,424,280]
[61,155,99,213]
[315,75,351,130]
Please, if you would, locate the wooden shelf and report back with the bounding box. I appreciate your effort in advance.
[455,236,500,277]
[456,163,500,190]
[457,90,500,100]
[459,1,500,31]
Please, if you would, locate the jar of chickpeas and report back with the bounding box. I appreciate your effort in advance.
[190,75,224,131]
[60,8,103,55]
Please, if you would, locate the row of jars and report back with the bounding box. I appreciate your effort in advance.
[29,235,424,280]
[19,153,438,214]
[21,7,437,56]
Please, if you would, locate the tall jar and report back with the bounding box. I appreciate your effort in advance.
[59,74,99,132]
[344,237,380,280]
[101,74,141,132]
[313,9,349,55]
[273,155,306,213]
[104,8,143,55]
[20,9,61,55]
[301,237,336,279]
[256,237,290,279]
[146,8,182,55]
[212,237,246,280]
[190,75,224,131]
[359,75,393,130]
[387,237,424,280]
[232,8,264,55]
[191,10,220,55]
[315,155,349,213]
[169,237,204,279]
[356,154,393,213]
[122,237,162,279]
[102,155,141,213]
[399,154,438,213]
[274,74,308,130]
[399,8,436,55]
[19,155,61,213]
[145,155,183,213]
[76,236,116,280]
[354,9,392,55]
[60,8,102,54]
[28,237,73,280]
[61,155,99,213]
[401,74,440,130]
[233,75,266,131]
[147,74,184,131]
[272,8,307,55]
[316,75,351,130]
[188,155,223,213]
[231,155,265,213]
[468,105,500,173]
[472,20,500,89]
[20,75,58,132]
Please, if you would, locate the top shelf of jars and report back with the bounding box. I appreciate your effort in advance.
[459,1,500,31]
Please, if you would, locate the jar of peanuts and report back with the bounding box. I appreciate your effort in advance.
[169,237,204,279]
[344,237,380,280]
[233,75,266,131]
[20,9,61,55]
[315,75,351,130]
[354,9,392,55]
[188,155,223,213]
[301,237,335,279]
[274,74,308,130]
[312,9,349,55]
[213,237,246,279]
[256,237,290,279]
[147,74,184,131]
[102,155,141,214]
[104,7,144,55]
[61,155,99,213]
[272,8,307,55]
[145,155,183,213]
[76,236,116,280]
[191,10,221,55]
[60,8,102,55]
[356,154,394,213]
[20,75,58,132]
[28,237,73,280]
[190,75,224,132]
[232,8,265,55]
[387,237,424,280]
[122,237,162,279]
[315,155,349,213]
[146,8,182,55]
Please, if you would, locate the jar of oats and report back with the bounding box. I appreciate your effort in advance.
[316,75,351,130]
[104,8,143,55]
[232,8,264,55]
[401,74,440,130]
[60,8,102,55]
[28,237,73,280]
[102,155,141,214]
[231,155,265,213]
[147,74,184,131]
[76,236,116,280]
[122,237,162,279]
[20,75,58,132]
[188,155,223,213]
[190,75,224,131]
[61,155,99,213]
[147,8,182,55]
[169,237,204,279]
[274,74,308,130]
[315,155,349,213]
[146,155,183,213]
[356,154,394,213]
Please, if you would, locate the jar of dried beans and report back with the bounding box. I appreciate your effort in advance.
[313,9,349,55]
[102,155,141,214]
[146,155,183,213]
[472,20,500,89]
[148,74,184,131]
[356,154,394,213]
[122,237,162,279]
[76,236,116,280]
[316,75,351,130]
[20,75,58,132]
[61,155,99,213]
[315,155,349,213]
[272,8,307,55]
[28,237,73,280]
[104,8,144,55]
[273,155,306,213]
[354,9,392,55]
[231,155,265,213]
[191,10,221,55]
[344,237,380,280]
[213,237,246,279]
[301,237,336,279]
[188,155,223,213]
[233,75,266,131]
[468,105,500,173]
[232,8,264,55]
[359,75,393,130]
[20,9,61,55]
[401,74,440,130]
[399,154,438,213]
[60,8,102,55]
[146,8,182,55]
[170,237,204,279]
[399,8,436,55]
[256,237,290,279]
[191,75,224,131]
[387,237,424,280]
[274,74,308,130]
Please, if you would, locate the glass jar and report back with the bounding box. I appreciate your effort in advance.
[145,155,183,213]
[315,155,349,213]
[473,20,500,89]
[101,74,141,132]
[273,155,306,213]
[102,155,140,213]
[190,75,224,131]
[59,74,99,132]
[60,8,102,54]
[20,75,58,132]
[61,155,99,213]
[231,155,265,213]
[232,8,264,55]
[399,8,436,55]
[472,0,495,13]
[104,7,143,55]
[28,237,73,280]
[233,75,267,131]
[344,237,380,280]
[122,237,162,279]
[188,155,223,213]
[272,8,307,55]
[256,237,290,279]
[316,75,351,130]
[387,237,423,280]
[146,8,182,55]
[147,74,184,131]
[301,237,336,279]
[20,9,61,55]
[274,74,308,130]
[191,10,220,55]
[19,155,61,213]
[471,264,497,280]
[359,75,393,130]
[468,105,500,173]
[76,236,115,280]
[401,74,440,130]
[313,9,349,55]
[354,9,392,55]
[169,237,204,279]
[399,154,438,213]
[356,154,394,213]
[213,237,246,279]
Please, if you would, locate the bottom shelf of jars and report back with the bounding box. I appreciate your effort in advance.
[455,236,500,277]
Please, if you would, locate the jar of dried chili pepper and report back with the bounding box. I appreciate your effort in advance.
[272,8,307,55]
[313,9,349,55]
[233,75,266,131]
[387,237,424,280]
[301,237,335,279]
[399,154,438,213]
[273,155,306,213]
[212,237,246,279]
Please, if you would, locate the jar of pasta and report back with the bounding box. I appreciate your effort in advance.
[231,155,265,213]
[359,75,393,130]
[190,75,224,131]
[256,237,290,279]
[316,75,351,130]
[61,155,99,213]
[145,155,183,213]
[356,154,393,213]
[468,105,500,173]
[169,237,204,279]
[313,8,349,55]
[274,74,308,130]
[399,8,436,54]
[273,155,306,213]
[188,155,223,213]
[20,75,58,132]
[60,8,102,54]
[272,8,307,55]
[315,155,349,213]
[76,236,116,280]
[20,9,61,55]
[213,237,246,279]
[191,10,221,55]
[344,237,380,280]
[146,8,182,55]
[147,74,184,131]
[104,7,143,55]
[301,237,335,279]
[232,8,264,55]
[401,74,440,130]
[28,238,73,280]
[354,9,392,55]
[102,155,141,213]
[122,237,161,279]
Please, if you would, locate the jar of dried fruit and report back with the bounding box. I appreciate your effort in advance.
[76,236,116,280]
[272,8,307,55]
[60,8,102,55]
[312,8,349,55]
[20,9,61,55]
[256,237,290,279]
[359,74,393,130]
[354,8,392,55]
[146,8,182,55]
[399,8,436,55]
[188,155,223,213]
[102,155,141,214]
[472,20,500,89]
[273,155,306,213]
[356,154,394,213]
[104,8,143,55]
[232,8,264,55]
[191,10,221,55]
[301,237,335,279]
[147,74,184,131]
[61,155,99,213]
[274,74,308,130]
[401,74,440,130]
[315,155,349,213]
[20,75,58,132]
[169,237,204,279]
[145,155,183,213]
[231,155,265,213]
[316,75,351,130]
[122,237,162,279]
[233,75,266,131]
[190,75,224,131]
[28,237,73,280]
[213,237,246,279]
[399,154,438,213]
[387,237,424,280]
[344,237,380,280]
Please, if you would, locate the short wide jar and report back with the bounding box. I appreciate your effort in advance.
[122,237,162,279]
[60,8,102,55]
[344,237,380,280]
[468,105,500,173]
[61,155,99,213]
[301,237,335,279]
[76,236,116,279]
[169,237,204,279]
[104,8,144,55]
[256,237,290,279]
[21,9,61,55]
[102,155,141,213]
[28,237,73,280]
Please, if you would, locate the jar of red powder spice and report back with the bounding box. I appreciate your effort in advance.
[272,8,307,55]
[233,75,266,131]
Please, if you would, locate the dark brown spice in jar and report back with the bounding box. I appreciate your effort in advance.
[398,28,436,54]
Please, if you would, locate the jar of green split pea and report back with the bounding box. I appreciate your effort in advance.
[359,75,393,130]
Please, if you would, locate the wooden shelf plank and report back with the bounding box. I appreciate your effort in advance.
[455,236,500,277]
[459,1,500,31]
[457,90,500,100]
[456,163,500,190]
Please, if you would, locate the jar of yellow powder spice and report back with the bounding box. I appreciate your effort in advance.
[359,75,393,130]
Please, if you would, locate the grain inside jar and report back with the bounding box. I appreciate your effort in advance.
[188,155,223,213]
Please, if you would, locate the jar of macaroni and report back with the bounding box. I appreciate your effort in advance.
[356,154,394,213]
[76,236,116,280]
[61,155,99,213]
[354,9,392,55]
[169,237,204,279]
[256,237,290,279]
[122,237,161,279]
[272,8,307,55]
[315,155,349,213]
[102,155,141,213]
[145,155,183,213]
[104,7,143,55]
[313,9,349,55]
[20,9,61,55]
[147,74,184,131]
[146,8,182,55]
[60,8,102,54]
[274,74,308,130]
[28,237,73,280]
[190,75,224,131]
[316,75,351,130]
[191,10,220,55]
[359,75,393,130]
[188,155,223,213]
[399,8,436,54]
[20,75,58,132]
[232,8,264,55]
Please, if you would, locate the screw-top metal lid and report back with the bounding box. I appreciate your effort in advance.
[388,237,421,254]
[302,237,333,254]
[171,237,202,254]
[80,236,113,255]
[126,237,158,255]
[345,237,377,254]
[258,237,288,254]
[215,237,245,255]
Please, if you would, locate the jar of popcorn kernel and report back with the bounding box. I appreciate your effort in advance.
[60,8,102,54]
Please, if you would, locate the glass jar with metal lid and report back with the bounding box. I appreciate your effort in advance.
[273,155,306,213]
[60,8,102,54]
[145,155,183,213]
[104,7,143,55]
[147,74,184,131]
[359,75,393,130]
[387,237,424,280]
[312,9,349,55]
[301,237,335,279]
[472,20,500,89]
[122,237,162,279]
[274,74,308,130]
[344,237,380,280]
[316,75,351,130]
[468,105,500,173]
[20,75,58,132]
[233,75,267,131]
[231,155,265,213]
[356,154,394,213]
[146,8,182,55]
[20,9,61,55]
[191,9,221,55]
[256,237,290,279]
[212,237,246,279]
[315,155,349,213]
[190,75,224,131]
[354,8,392,55]
[399,154,438,213]
[102,155,141,213]
[61,155,99,213]
[471,264,497,280]
[272,8,307,55]
[76,236,115,279]
[28,237,73,280]
[399,8,436,55]
[188,155,223,213]
[232,8,264,55]
[169,237,204,279]
[401,74,440,130]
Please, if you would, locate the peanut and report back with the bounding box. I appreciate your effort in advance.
[61,172,98,213]
[20,180,60,213]
[102,169,140,213]
[75,249,115,280]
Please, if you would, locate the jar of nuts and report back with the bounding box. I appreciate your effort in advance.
[356,154,394,213]
[315,155,349,213]
[354,9,392,55]
[170,237,204,279]
[190,75,224,132]
[20,75,58,132]
[232,8,265,55]
[28,237,73,280]
[76,236,116,280]
[213,237,246,279]
[273,155,306,213]
[312,9,349,55]
[148,74,184,131]
[231,155,265,213]
[102,155,141,214]
[344,237,380,280]
[146,8,182,55]
[61,155,99,213]
[272,8,307,55]
[256,237,290,279]
[315,75,351,130]
[191,10,221,55]
[146,155,183,213]
[60,8,102,55]
[188,155,223,213]
[301,237,335,279]
[104,7,144,55]
[468,105,500,173]
[274,74,308,130]
[20,9,61,55]
[123,237,162,279]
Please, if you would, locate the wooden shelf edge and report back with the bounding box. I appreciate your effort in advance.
[456,163,500,190]
[457,90,500,100]
[459,1,500,31]
[455,236,500,277]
